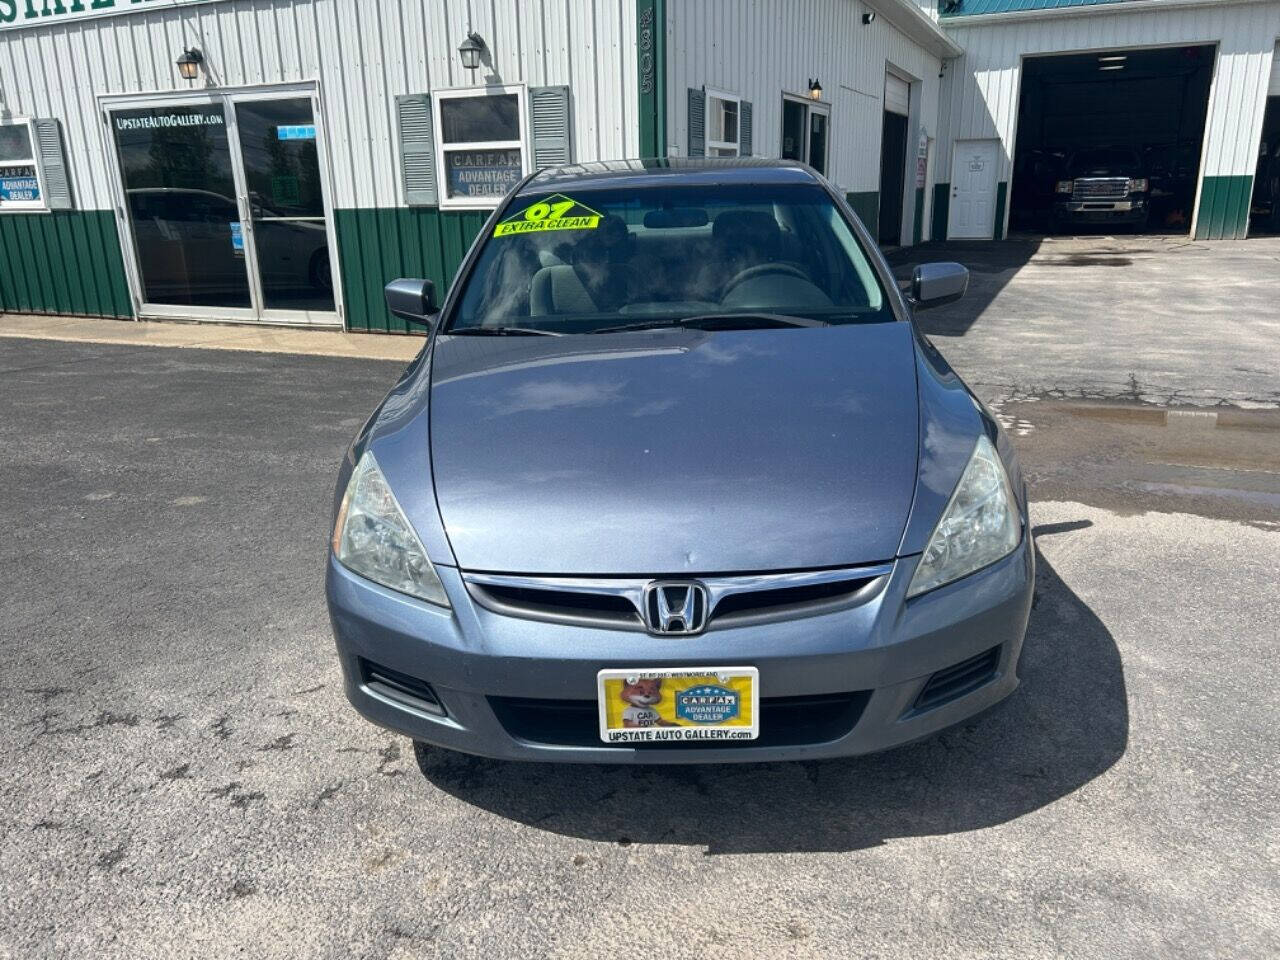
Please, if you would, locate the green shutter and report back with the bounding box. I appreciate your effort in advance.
[687,88,705,157]
[396,94,438,207]
[739,100,752,156]
[33,118,73,210]
[529,85,572,169]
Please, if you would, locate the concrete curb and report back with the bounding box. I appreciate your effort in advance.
[0,313,423,362]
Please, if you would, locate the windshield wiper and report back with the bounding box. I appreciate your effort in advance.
[448,326,564,337]
[591,312,828,334]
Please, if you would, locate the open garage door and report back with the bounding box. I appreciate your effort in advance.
[878,72,911,245]
[1010,45,1214,237]
[1248,44,1280,236]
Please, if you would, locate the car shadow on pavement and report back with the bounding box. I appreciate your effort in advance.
[415,538,1128,855]
[886,240,1040,338]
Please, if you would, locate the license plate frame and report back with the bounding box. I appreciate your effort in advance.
[596,666,759,744]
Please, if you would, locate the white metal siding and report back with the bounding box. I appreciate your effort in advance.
[0,0,640,211]
[666,0,943,200]
[938,2,1280,214]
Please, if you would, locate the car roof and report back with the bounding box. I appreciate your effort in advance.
[520,158,823,195]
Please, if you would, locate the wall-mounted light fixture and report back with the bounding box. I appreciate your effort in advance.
[862,11,876,24]
[176,47,204,82]
[458,32,486,73]
[808,78,823,101]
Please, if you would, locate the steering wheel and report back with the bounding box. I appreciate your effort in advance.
[720,262,811,300]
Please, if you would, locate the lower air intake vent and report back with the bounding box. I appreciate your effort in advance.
[913,646,1000,713]
[489,691,871,749]
[360,658,446,717]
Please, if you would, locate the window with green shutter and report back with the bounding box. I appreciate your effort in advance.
[689,88,751,158]
[0,118,72,212]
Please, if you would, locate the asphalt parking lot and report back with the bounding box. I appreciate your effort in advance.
[889,234,1280,408]
[2,238,1278,958]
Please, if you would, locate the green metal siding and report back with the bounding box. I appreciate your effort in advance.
[932,183,950,240]
[846,192,879,233]
[0,211,132,318]
[1195,175,1253,240]
[333,207,490,333]
[636,0,667,158]
[994,181,1008,240]
[912,187,925,245]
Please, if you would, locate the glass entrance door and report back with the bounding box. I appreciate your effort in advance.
[112,101,253,312]
[780,96,830,176]
[109,88,338,325]
[232,97,334,314]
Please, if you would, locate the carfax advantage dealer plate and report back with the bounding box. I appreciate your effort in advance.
[597,667,759,744]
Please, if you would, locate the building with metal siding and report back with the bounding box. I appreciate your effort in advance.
[0,0,640,331]
[937,0,1280,240]
[665,0,959,245]
[0,0,1277,333]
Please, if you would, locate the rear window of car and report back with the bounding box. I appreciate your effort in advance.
[447,182,891,333]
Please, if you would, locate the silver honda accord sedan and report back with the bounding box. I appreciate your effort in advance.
[326,159,1033,763]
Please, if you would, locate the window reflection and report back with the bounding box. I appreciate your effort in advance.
[234,98,334,312]
[112,105,251,308]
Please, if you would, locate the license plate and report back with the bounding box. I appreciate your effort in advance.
[596,667,759,744]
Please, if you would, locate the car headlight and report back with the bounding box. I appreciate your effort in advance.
[907,435,1021,598]
[331,451,450,606]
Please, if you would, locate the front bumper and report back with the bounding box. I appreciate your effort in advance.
[1053,198,1148,224]
[326,538,1034,764]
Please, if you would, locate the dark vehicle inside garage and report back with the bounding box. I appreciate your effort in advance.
[1250,97,1280,235]
[1010,45,1214,236]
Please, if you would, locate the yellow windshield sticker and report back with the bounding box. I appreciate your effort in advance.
[493,194,603,237]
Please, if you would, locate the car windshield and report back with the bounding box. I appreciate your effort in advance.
[447,182,891,334]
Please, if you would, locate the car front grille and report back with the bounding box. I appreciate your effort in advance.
[489,691,871,749]
[463,563,893,633]
[1072,178,1127,200]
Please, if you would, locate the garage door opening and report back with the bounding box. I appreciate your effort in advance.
[1010,45,1214,238]
[1249,97,1280,236]
[879,72,911,245]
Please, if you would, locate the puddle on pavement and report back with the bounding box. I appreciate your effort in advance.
[999,399,1280,525]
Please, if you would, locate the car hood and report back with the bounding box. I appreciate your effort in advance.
[1071,165,1135,178]
[428,324,920,574]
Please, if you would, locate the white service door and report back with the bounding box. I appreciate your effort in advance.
[949,140,1000,240]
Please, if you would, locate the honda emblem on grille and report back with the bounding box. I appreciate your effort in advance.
[642,581,709,635]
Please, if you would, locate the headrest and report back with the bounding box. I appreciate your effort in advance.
[713,210,782,251]
[573,213,632,264]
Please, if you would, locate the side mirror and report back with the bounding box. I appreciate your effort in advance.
[910,262,968,310]
[384,278,438,326]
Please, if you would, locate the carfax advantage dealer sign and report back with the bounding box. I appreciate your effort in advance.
[0,0,212,30]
